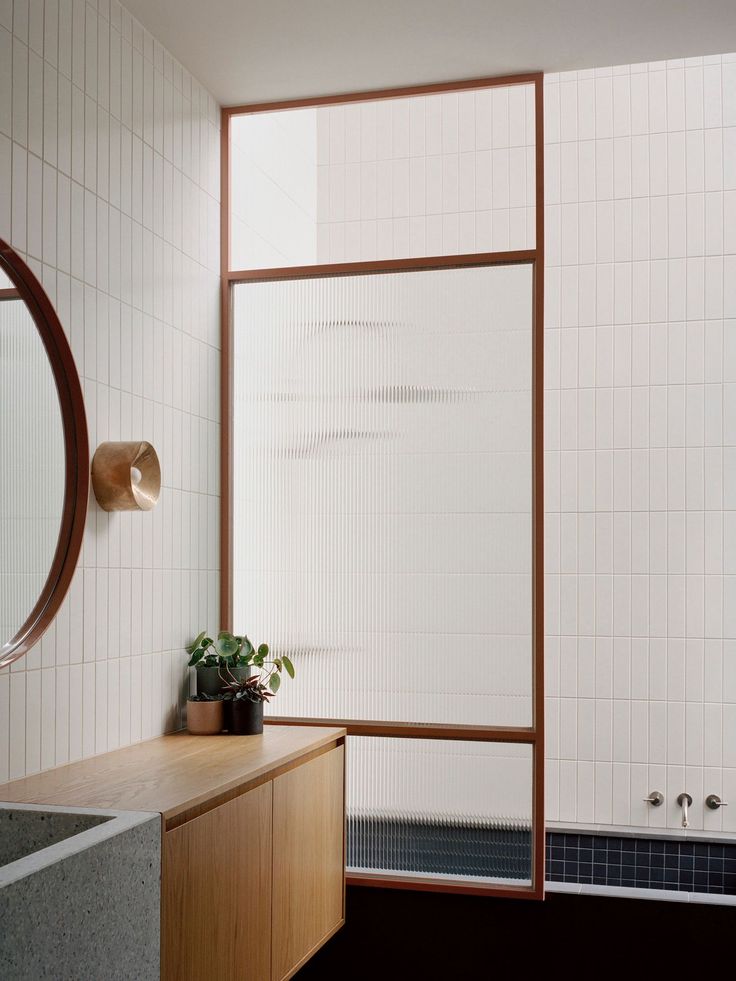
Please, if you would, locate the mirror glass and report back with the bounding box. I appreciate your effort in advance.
[0,265,65,651]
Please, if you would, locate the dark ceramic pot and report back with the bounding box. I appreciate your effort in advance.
[230,697,264,735]
[196,663,249,697]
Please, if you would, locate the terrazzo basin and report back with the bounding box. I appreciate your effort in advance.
[0,802,161,981]
[0,804,114,866]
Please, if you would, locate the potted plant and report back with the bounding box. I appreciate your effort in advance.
[186,693,225,735]
[186,631,254,696]
[221,644,295,735]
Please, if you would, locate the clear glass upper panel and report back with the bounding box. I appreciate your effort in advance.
[230,83,536,270]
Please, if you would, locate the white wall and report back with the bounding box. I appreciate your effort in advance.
[0,0,220,781]
[544,55,736,832]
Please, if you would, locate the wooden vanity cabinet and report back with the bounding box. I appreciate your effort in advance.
[162,743,345,981]
[162,782,273,981]
[0,726,346,981]
[271,746,345,981]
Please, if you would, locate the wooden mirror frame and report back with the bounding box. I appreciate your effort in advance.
[0,239,89,669]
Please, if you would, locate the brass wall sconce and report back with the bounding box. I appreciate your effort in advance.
[91,441,161,511]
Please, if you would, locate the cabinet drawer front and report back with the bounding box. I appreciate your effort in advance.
[162,782,273,981]
[272,745,345,981]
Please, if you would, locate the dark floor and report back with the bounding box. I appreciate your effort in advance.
[296,886,734,979]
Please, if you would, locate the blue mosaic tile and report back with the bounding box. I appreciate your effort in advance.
[544,832,736,895]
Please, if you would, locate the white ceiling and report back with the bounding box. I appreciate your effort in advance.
[122,0,736,107]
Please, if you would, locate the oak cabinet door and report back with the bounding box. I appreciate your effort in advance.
[271,747,345,981]
[162,782,273,981]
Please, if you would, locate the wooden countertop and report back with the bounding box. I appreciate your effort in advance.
[0,725,345,829]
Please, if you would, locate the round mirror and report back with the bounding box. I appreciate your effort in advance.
[0,240,88,668]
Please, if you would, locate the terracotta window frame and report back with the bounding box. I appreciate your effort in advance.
[220,72,545,900]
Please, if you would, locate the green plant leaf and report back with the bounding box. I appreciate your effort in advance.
[202,637,213,648]
[269,673,281,693]
[187,648,205,667]
[253,655,265,668]
[281,655,295,679]
[242,636,254,658]
[219,636,239,656]
[257,643,269,657]
[186,631,207,654]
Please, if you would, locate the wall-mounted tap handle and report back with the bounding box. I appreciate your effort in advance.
[705,794,728,810]
[677,792,693,828]
[643,791,664,806]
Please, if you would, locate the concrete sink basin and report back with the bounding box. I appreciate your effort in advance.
[0,802,160,980]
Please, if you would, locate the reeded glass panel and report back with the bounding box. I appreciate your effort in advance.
[230,84,536,269]
[347,738,532,884]
[233,263,533,726]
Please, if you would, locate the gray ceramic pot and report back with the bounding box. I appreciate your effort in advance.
[196,663,250,697]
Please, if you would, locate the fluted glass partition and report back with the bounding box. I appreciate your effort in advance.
[233,263,533,727]
[226,70,543,897]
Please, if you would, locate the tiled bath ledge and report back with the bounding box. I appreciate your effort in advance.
[546,829,736,899]
[546,880,736,907]
[547,821,736,845]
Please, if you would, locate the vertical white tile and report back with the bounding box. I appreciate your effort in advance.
[9,673,26,779]
[41,667,56,771]
[25,670,41,774]
[0,672,8,782]
[576,761,596,824]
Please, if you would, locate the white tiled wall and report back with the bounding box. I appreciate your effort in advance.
[0,0,221,781]
[544,55,736,832]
